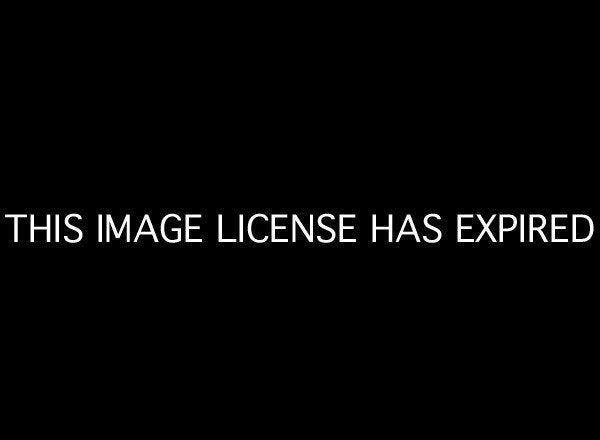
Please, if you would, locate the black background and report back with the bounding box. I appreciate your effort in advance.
[1,6,597,434]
